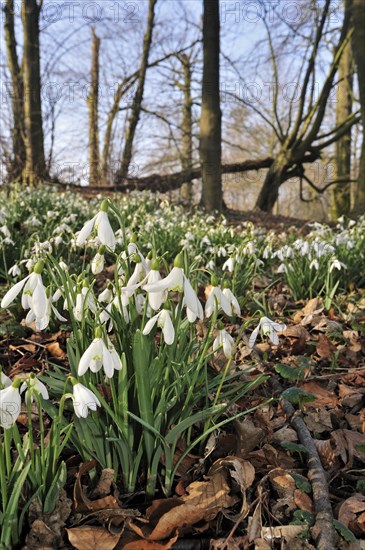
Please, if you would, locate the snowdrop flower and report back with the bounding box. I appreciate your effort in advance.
[0,380,21,428]
[222,285,240,316]
[222,257,235,272]
[206,259,216,271]
[59,260,68,271]
[20,374,49,402]
[143,260,166,310]
[277,263,288,274]
[248,316,286,348]
[99,286,113,303]
[329,258,346,273]
[8,264,21,277]
[213,323,234,358]
[25,294,67,331]
[73,284,97,321]
[78,329,122,378]
[143,307,175,345]
[0,372,11,388]
[71,380,101,418]
[1,262,48,325]
[309,259,319,270]
[91,250,105,275]
[143,253,202,320]
[205,278,232,318]
[76,200,115,250]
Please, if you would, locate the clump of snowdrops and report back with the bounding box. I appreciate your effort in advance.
[2,195,287,537]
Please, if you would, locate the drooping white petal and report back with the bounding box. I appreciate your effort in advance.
[32,275,48,319]
[89,339,104,373]
[1,274,30,308]
[76,216,96,246]
[0,386,21,428]
[95,211,115,250]
[159,310,175,345]
[78,339,98,376]
[91,253,104,274]
[102,341,114,378]
[142,313,159,336]
[1,372,11,388]
[247,325,260,349]
[222,288,240,316]
[72,383,100,418]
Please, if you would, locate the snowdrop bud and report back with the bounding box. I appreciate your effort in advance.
[70,378,101,418]
[0,378,21,428]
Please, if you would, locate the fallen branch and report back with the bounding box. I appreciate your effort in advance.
[281,399,338,550]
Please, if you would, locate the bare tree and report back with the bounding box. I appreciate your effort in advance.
[200,0,222,212]
[114,0,157,183]
[331,37,353,219]
[349,0,365,213]
[88,27,100,186]
[4,0,25,180]
[21,0,46,185]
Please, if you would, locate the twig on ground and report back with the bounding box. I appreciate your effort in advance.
[281,398,338,550]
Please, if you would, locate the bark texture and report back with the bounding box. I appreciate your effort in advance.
[332,38,353,219]
[349,0,365,214]
[179,54,193,201]
[200,0,222,212]
[21,0,46,185]
[4,0,25,180]
[88,27,101,186]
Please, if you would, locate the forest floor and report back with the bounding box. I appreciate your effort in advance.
[0,192,364,550]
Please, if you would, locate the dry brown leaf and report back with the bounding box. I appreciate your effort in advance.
[338,494,365,537]
[331,429,365,466]
[74,461,119,513]
[46,342,66,359]
[272,425,298,443]
[91,468,115,498]
[269,469,295,499]
[234,417,265,457]
[316,334,337,361]
[261,525,306,542]
[294,489,313,512]
[313,439,336,469]
[67,526,120,550]
[299,381,338,407]
[122,534,179,549]
[130,470,238,541]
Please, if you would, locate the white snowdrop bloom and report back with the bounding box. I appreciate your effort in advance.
[25,293,67,331]
[263,246,272,260]
[91,252,105,274]
[143,309,175,345]
[59,260,68,271]
[200,236,211,247]
[143,255,202,319]
[222,257,235,272]
[25,258,35,271]
[127,242,149,270]
[217,246,227,258]
[53,234,63,246]
[76,200,115,250]
[20,375,49,403]
[72,382,101,418]
[205,285,232,318]
[248,316,286,349]
[8,264,21,277]
[276,263,287,274]
[99,287,113,303]
[0,372,11,388]
[3,238,14,246]
[329,258,346,273]
[124,261,148,298]
[206,260,216,271]
[309,259,319,270]
[213,328,234,358]
[222,287,240,316]
[243,242,256,256]
[78,334,121,378]
[183,278,204,322]
[73,286,97,321]
[144,267,166,311]
[1,263,47,325]
[0,384,21,428]
[0,225,11,238]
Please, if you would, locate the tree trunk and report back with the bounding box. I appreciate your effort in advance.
[255,153,289,211]
[179,54,193,202]
[4,0,25,180]
[350,0,365,214]
[114,0,157,183]
[331,33,353,218]
[21,0,46,185]
[199,0,222,212]
[88,27,100,186]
